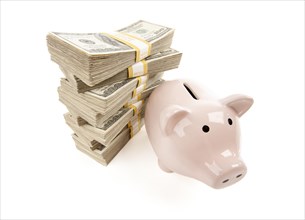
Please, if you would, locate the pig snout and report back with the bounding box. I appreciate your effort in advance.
[207,158,247,189]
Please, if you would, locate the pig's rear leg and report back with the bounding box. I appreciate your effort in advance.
[158,159,173,173]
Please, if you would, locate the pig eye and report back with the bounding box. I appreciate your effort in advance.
[202,125,210,133]
[228,118,233,125]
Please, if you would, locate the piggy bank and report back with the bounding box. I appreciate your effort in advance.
[144,80,253,189]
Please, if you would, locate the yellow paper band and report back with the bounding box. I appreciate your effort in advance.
[128,60,148,78]
[132,83,147,97]
[130,104,138,115]
[129,117,142,139]
[137,75,148,86]
[129,104,137,115]
[128,121,132,128]
[128,66,133,78]
[143,60,148,74]
[130,128,134,138]
[137,116,141,130]
[137,76,142,86]
[102,32,141,61]
[102,32,151,62]
[130,100,144,115]
[121,32,152,57]
[126,94,142,106]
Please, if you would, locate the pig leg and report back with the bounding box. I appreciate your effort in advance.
[158,159,173,173]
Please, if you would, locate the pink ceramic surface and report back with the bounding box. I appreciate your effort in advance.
[144,80,254,189]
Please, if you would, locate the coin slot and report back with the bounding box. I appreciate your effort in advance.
[183,83,198,100]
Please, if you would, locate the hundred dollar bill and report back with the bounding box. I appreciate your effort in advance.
[72,131,129,166]
[58,48,182,93]
[71,118,143,166]
[60,78,137,112]
[64,101,145,147]
[66,107,133,146]
[125,79,162,106]
[57,73,163,123]
[65,113,130,166]
[65,109,145,150]
[47,20,175,86]
[65,108,144,165]
[58,77,162,127]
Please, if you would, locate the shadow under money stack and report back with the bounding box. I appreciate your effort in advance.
[47,20,182,165]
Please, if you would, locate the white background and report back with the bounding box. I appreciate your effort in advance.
[1,1,304,219]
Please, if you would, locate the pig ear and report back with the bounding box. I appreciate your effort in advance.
[221,94,254,117]
[160,105,190,136]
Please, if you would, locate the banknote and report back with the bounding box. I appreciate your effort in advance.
[47,20,175,86]
[52,20,173,54]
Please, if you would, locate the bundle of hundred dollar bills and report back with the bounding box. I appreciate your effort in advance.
[47,20,182,165]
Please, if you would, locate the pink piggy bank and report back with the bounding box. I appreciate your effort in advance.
[145,80,254,189]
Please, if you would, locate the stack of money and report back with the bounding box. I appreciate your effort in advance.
[47,20,182,165]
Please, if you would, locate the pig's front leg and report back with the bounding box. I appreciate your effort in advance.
[158,159,173,173]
